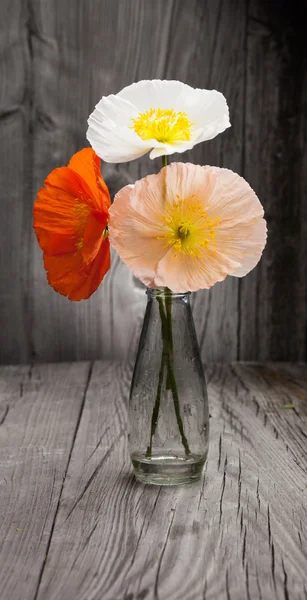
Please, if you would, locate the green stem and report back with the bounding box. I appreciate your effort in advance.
[161,155,168,168]
[165,353,191,457]
[165,288,173,390]
[158,296,191,457]
[146,353,166,458]
[145,291,171,457]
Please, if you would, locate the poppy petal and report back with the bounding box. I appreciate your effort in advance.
[35,228,78,256]
[109,162,266,292]
[68,148,111,212]
[44,238,110,301]
[82,212,107,264]
[33,148,111,300]
[34,167,92,233]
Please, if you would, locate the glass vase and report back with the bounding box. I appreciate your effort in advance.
[128,288,209,486]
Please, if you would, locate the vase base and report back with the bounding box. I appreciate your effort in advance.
[131,452,207,486]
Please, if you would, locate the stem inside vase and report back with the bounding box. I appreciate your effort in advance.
[146,290,191,458]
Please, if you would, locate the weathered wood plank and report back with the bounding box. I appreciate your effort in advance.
[1,0,306,365]
[240,1,307,360]
[0,0,31,364]
[34,361,307,600]
[0,365,31,424]
[27,0,246,365]
[184,0,246,362]
[28,0,150,365]
[0,362,91,600]
[104,0,247,362]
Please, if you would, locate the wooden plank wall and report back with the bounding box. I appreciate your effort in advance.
[0,0,306,365]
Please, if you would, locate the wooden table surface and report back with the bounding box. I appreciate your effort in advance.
[0,361,306,600]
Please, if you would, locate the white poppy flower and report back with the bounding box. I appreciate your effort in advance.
[86,80,230,163]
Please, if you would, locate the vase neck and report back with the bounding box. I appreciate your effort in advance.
[146,287,190,301]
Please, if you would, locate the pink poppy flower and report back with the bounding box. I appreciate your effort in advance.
[108,162,267,292]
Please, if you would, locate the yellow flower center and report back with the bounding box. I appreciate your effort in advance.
[131,108,193,144]
[161,197,220,259]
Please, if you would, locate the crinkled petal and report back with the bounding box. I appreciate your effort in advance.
[44,238,110,301]
[163,162,216,207]
[82,212,107,264]
[68,148,110,211]
[205,167,264,224]
[108,184,166,284]
[154,247,239,292]
[34,167,91,237]
[87,94,152,163]
[128,173,168,221]
[87,122,151,163]
[91,94,138,126]
[182,89,230,142]
[34,228,77,256]
[149,141,196,159]
[118,80,195,112]
[217,219,268,277]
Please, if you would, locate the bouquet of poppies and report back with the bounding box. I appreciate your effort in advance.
[34,80,267,473]
[34,80,266,300]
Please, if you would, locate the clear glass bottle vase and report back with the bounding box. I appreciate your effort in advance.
[129,288,209,485]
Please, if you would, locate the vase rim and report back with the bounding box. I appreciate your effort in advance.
[146,287,191,298]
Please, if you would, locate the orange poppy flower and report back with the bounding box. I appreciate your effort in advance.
[33,148,111,300]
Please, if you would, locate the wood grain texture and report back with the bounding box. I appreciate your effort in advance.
[0,361,91,600]
[28,0,153,364]
[1,0,307,364]
[28,0,246,365]
[0,0,32,364]
[3,361,301,600]
[240,1,307,360]
[179,0,246,362]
